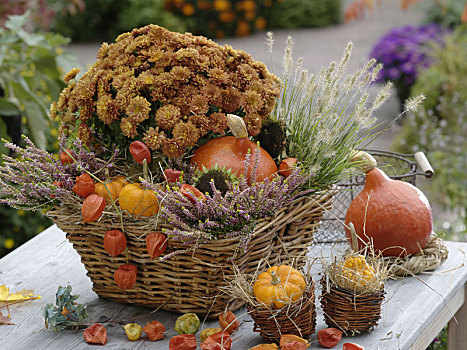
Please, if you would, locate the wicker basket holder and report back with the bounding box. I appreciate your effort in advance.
[320,279,385,335]
[247,283,316,344]
[47,189,335,317]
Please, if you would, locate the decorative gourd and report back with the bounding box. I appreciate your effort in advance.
[341,254,376,289]
[73,173,95,198]
[94,176,126,203]
[253,265,306,308]
[103,229,127,257]
[114,264,137,290]
[146,232,167,259]
[190,114,277,184]
[345,151,432,257]
[81,194,106,223]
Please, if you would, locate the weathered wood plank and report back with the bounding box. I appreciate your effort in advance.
[448,283,467,350]
[0,225,466,349]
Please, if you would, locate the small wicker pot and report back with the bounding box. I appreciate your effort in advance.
[248,283,316,344]
[320,279,385,335]
[47,189,333,317]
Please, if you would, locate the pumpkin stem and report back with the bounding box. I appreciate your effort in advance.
[351,151,377,173]
[349,222,359,252]
[270,270,280,285]
[227,114,248,139]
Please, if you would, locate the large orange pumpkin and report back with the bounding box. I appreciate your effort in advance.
[345,151,432,257]
[190,114,277,184]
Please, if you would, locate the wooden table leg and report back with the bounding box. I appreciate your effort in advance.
[448,283,467,350]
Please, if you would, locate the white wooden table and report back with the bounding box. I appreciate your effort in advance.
[1,225,466,350]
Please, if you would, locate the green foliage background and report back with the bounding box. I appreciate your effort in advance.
[0,13,79,258]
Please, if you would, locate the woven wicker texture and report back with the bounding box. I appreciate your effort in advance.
[48,189,334,317]
[385,233,448,279]
[320,279,385,335]
[248,283,316,344]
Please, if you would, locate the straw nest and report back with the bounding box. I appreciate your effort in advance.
[224,257,316,344]
[320,250,388,335]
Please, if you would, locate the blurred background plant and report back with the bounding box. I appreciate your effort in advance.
[421,0,467,28]
[0,12,79,257]
[264,0,341,29]
[369,23,446,111]
[393,24,467,239]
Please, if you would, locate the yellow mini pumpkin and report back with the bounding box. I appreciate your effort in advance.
[119,183,159,217]
[253,265,306,309]
[341,254,376,289]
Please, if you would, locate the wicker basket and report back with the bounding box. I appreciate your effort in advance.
[248,283,316,344]
[320,279,385,335]
[48,189,334,317]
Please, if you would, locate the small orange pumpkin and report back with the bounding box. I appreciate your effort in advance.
[82,194,106,223]
[146,232,167,259]
[103,229,127,257]
[119,183,159,217]
[94,176,126,203]
[114,264,137,290]
[73,173,95,198]
[253,265,306,309]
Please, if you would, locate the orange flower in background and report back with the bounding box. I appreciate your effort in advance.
[255,17,267,30]
[182,3,195,16]
[462,2,467,22]
[242,0,256,12]
[244,10,256,21]
[214,0,231,12]
[219,11,236,23]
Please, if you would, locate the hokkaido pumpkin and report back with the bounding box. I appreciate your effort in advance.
[94,176,126,203]
[253,265,306,308]
[119,183,159,217]
[190,114,277,184]
[345,151,433,256]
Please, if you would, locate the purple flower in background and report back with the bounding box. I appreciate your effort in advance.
[370,23,446,89]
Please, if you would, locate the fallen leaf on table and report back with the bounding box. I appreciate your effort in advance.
[0,284,41,304]
[0,311,14,325]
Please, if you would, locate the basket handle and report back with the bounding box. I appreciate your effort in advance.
[414,152,434,178]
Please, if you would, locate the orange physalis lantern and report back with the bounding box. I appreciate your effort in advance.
[81,194,105,223]
[73,173,95,198]
[142,320,166,341]
[146,232,167,259]
[114,264,137,290]
[103,229,127,257]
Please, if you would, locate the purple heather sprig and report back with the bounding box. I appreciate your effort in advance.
[0,136,119,210]
[151,164,314,259]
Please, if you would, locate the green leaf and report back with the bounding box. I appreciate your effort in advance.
[17,29,44,47]
[0,98,20,116]
[56,52,82,76]
[0,118,11,155]
[5,12,30,33]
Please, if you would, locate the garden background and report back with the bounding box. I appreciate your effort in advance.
[0,1,465,347]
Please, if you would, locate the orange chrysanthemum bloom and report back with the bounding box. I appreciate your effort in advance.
[54,24,279,158]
